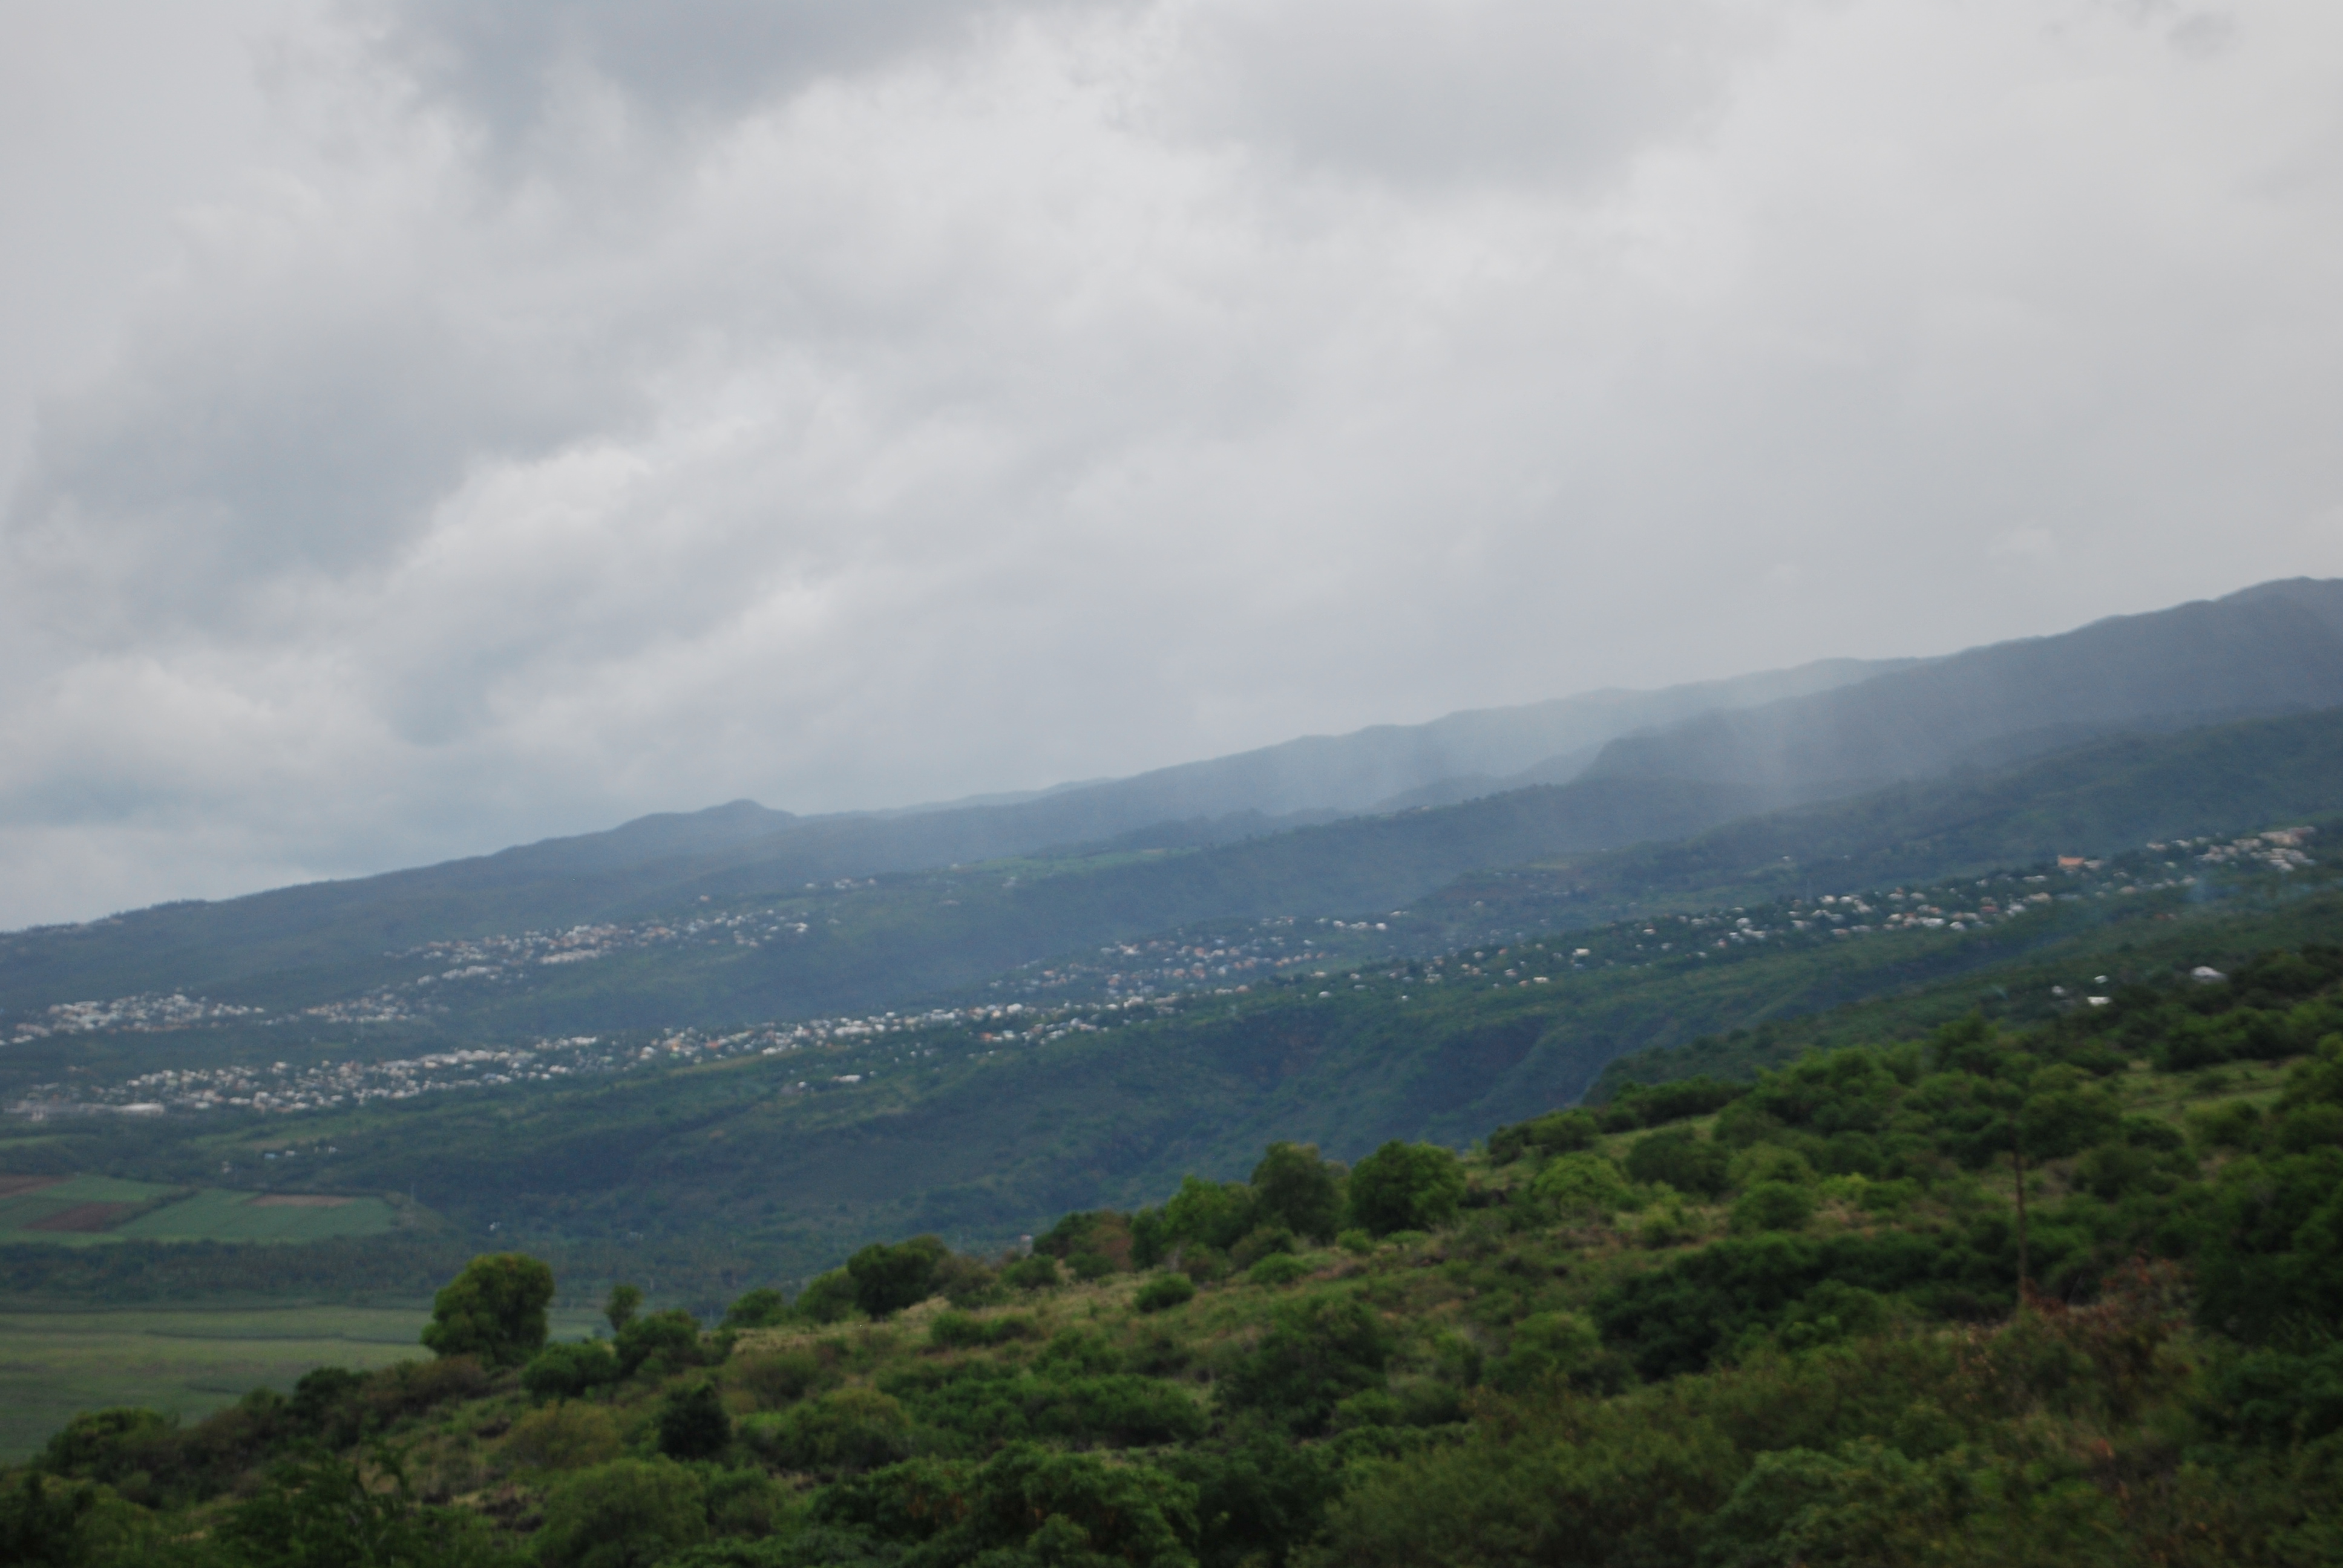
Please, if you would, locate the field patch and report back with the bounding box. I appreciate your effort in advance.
[0,1303,606,1462]
[24,1202,136,1232]
[0,1178,396,1246]
[0,1174,62,1198]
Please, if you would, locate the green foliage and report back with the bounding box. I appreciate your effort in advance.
[719,1288,790,1331]
[740,1388,911,1476]
[1528,1151,1635,1219]
[1487,1108,1601,1164]
[1134,1273,1196,1313]
[793,1271,859,1325]
[0,1472,96,1568]
[1731,1181,1817,1235]
[614,1309,707,1379]
[657,1382,732,1462]
[533,1457,707,1568]
[520,1341,618,1402]
[1625,1126,1731,1197]
[1001,1255,1060,1292]
[212,1449,520,1568]
[603,1285,642,1335]
[1345,1142,1466,1237]
[1249,1143,1346,1242]
[927,1312,1036,1350]
[1219,1293,1392,1434]
[815,1442,1198,1567]
[500,1403,623,1472]
[730,1348,841,1409]
[845,1236,949,1319]
[419,1253,554,1368]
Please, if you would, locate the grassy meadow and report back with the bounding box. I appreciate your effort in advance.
[0,1302,607,1461]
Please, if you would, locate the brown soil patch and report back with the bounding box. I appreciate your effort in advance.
[25,1201,135,1232]
[250,1193,350,1207]
[0,1174,65,1199]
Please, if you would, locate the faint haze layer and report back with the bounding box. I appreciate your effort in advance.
[4,1,2342,925]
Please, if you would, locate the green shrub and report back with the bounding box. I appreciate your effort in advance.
[1347,1142,1467,1236]
[1530,1152,1636,1218]
[534,1457,707,1568]
[929,1312,1037,1349]
[1135,1274,1196,1313]
[847,1235,949,1319]
[1219,1293,1392,1434]
[1250,1142,1346,1240]
[657,1381,732,1461]
[719,1287,790,1330]
[500,1402,623,1472]
[1731,1182,1817,1234]
[419,1253,554,1368]
[741,1388,912,1475]
[1247,1254,1311,1287]
[1625,1128,1731,1198]
[816,1443,1198,1567]
[521,1341,618,1402]
[1069,1251,1116,1281]
[795,1270,860,1324]
[1230,1223,1297,1267]
[731,1347,839,1409]
[615,1308,706,1378]
[1488,1109,1601,1163]
[1003,1254,1061,1291]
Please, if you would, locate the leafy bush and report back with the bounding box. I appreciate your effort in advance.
[1230,1223,1297,1267]
[615,1308,707,1378]
[816,1443,1199,1567]
[1247,1254,1311,1287]
[1487,1108,1601,1163]
[521,1341,618,1402]
[846,1235,948,1319]
[534,1457,707,1568]
[1624,1128,1731,1198]
[419,1252,554,1368]
[794,1270,859,1324]
[658,1381,733,1461]
[1250,1142,1346,1240]
[1346,1142,1466,1236]
[1069,1250,1116,1281]
[1529,1152,1636,1218]
[720,1287,790,1330]
[1730,1181,1817,1234]
[731,1348,841,1409]
[1002,1255,1061,1291]
[741,1388,913,1475]
[928,1312,1037,1349]
[1219,1293,1392,1434]
[501,1402,623,1472]
[1135,1274,1197,1313]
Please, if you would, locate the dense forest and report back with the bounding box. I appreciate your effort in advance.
[11,941,2343,1565]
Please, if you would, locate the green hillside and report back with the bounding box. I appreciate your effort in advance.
[11,932,2343,1565]
[4,811,2334,1317]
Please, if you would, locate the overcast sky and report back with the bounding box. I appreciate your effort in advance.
[2,0,2339,927]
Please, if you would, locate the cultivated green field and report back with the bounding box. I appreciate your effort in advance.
[0,1303,606,1461]
[0,1175,399,1246]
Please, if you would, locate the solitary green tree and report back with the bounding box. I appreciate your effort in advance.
[1250,1142,1345,1241]
[421,1253,555,1368]
[1346,1142,1466,1236]
[605,1283,643,1334]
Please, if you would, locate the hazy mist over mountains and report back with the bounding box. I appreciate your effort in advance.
[5,2,2343,927]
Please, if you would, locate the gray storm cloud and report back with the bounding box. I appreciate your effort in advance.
[0,0,2339,926]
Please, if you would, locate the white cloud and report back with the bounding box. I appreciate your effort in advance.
[2,0,2342,924]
